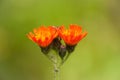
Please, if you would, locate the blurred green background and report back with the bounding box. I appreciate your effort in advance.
[0,0,120,80]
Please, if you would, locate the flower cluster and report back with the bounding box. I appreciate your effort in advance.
[27,24,87,61]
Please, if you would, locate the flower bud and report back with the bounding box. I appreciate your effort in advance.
[59,45,66,59]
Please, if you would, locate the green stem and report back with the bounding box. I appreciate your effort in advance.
[51,54,60,80]
[45,53,61,80]
[53,62,60,80]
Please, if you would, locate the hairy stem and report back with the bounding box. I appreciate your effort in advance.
[53,62,60,80]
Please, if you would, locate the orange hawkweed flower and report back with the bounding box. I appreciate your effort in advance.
[27,26,58,47]
[59,24,87,46]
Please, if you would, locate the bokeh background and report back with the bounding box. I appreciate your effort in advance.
[0,0,120,80]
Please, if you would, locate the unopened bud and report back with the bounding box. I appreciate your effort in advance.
[59,45,66,59]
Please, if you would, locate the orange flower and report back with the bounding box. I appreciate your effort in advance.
[27,26,58,47]
[59,24,87,46]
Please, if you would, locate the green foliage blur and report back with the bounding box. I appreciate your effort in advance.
[0,0,120,80]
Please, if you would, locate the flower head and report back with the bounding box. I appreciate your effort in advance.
[59,24,87,46]
[27,26,58,47]
[27,24,88,64]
